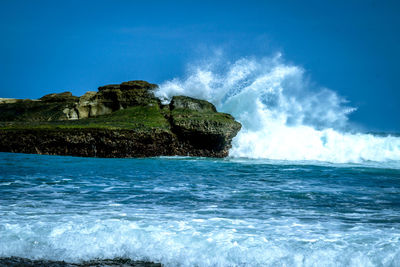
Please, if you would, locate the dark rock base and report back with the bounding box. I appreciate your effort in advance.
[0,257,161,267]
[0,128,231,158]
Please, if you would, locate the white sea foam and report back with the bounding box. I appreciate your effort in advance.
[1,216,399,266]
[155,54,400,164]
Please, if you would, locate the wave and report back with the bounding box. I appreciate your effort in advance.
[155,54,400,164]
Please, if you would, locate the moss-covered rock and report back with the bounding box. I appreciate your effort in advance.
[120,80,158,91]
[0,99,77,122]
[98,80,157,91]
[170,95,217,113]
[40,92,79,102]
[168,96,241,157]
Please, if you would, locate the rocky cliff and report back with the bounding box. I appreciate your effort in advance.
[0,81,241,158]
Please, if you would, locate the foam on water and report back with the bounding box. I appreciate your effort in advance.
[1,216,400,267]
[155,54,400,164]
[1,154,400,266]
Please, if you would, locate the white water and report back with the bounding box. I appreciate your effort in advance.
[156,54,400,164]
[2,215,400,266]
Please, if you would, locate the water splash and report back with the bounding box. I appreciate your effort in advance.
[155,54,400,163]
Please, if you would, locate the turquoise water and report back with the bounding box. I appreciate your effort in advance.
[1,152,400,266]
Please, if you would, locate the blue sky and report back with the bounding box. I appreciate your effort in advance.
[0,0,399,132]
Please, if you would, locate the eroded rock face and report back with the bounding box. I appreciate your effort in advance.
[73,80,159,119]
[72,91,113,119]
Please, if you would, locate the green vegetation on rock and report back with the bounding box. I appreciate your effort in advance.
[0,105,170,131]
[0,99,77,122]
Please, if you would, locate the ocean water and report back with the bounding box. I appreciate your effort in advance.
[1,153,400,266]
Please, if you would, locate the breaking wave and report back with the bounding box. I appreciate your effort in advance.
[155,54,400,164]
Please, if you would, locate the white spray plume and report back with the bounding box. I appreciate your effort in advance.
[155,54,400,163]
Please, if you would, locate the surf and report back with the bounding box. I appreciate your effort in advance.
[155,54,400,164]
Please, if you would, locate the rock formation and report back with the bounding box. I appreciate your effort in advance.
[0,81,241,158]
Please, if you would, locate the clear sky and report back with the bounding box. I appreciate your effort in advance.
[0,0,399,132]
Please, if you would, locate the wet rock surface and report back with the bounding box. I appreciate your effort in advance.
[0,257,161,267]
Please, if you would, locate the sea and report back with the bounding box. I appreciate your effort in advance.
[0,154,400,266]
[1,55,400,266]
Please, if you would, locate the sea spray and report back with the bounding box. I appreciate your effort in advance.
[155,54,400,163]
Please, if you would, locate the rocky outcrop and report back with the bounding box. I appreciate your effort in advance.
[168,96,240,157]
[0,80,241,158]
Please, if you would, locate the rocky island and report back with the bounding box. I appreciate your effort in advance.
[0,81,241,158]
